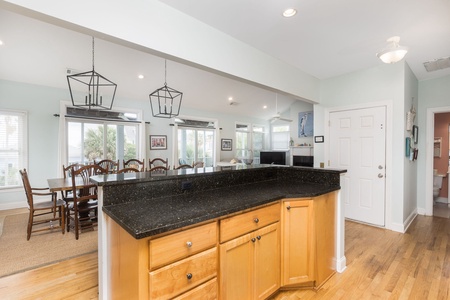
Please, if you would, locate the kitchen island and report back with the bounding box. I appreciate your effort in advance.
[92,164,347,299]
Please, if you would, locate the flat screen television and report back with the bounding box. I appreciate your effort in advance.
[260,151,287,165]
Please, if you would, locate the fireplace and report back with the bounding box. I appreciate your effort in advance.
[293,155,313,167]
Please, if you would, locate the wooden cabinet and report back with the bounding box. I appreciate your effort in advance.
[280,192,337,288]
[281,199,314,286]
[219,204,280,300]
[149,248,217,299]
[107,219,218,300]
[313,192,337,287]
[220,203,280,243]
[149,222,217,270]
[107,192,337,299]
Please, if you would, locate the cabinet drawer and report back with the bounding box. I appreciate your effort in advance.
[149,247,217,300]
[172,278,218,300]
[220,203,280,243]
[149,222,217,270]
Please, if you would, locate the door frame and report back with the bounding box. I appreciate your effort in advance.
[426,106,450,216]
[325,100,393,231]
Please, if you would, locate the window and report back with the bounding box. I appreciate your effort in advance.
[177,122,215,167]
[0,110,27,189]
[67,119,140,165]
[235,123,266,163]
[271,124,290,150]
[235,123,250,159]
[252,125,265,163]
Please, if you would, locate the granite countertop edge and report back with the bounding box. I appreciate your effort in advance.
[102,181,340,240]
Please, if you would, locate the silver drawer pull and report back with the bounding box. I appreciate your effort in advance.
[254,218,259,223]
[186,273,193,280]
[186,241,192,248]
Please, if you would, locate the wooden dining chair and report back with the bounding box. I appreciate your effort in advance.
[149,166,169,173]
[19,169,65,240]
[67,164,107,239]
[117,167,140,174]
[123,158,145,171]
[61,163,84,202]
[174,164,192,170]
[95,159,119,173]
[149,158,169,170]
[192,161,204,168]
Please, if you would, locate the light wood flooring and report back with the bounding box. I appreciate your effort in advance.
[1,215,449,299]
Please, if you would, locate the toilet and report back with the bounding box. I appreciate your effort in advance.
[433,171,444,201]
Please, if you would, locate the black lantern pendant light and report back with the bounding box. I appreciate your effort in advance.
[67,37,117,110]
[149,60,183,118]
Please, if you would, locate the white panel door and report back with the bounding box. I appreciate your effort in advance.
[329,106,386,226]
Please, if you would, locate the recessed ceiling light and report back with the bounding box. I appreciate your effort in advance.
[263,105,267,109]
[228,97,233,101]
[283,8,297,17]
[0,40,4,46]
[138,74,144,79]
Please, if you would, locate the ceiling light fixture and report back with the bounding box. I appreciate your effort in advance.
[138,74,144,79]
[283,8,297,17]
[67,37,117,110]
[149,60,183,119]
[376,36,408,64]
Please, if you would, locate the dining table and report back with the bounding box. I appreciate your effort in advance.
[47,177,85,194]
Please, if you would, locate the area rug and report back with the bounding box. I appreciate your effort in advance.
[0,213,97,278]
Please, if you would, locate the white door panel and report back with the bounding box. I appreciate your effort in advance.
[330,107,386,226]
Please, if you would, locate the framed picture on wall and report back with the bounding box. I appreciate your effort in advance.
[298,111,314,137]
[150,135,167,150]
[221,139,232,151]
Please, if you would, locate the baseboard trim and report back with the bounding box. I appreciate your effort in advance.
[0,202,27,211]
[336,256,347,273]
[390,209,418,233]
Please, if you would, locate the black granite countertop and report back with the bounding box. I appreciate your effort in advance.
[102,179,340,239]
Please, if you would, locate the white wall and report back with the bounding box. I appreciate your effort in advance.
[2,0,320,103]
[0,79,269,209]
[403,63,419,225]
[315,62,408,229]
[417,74,450,213]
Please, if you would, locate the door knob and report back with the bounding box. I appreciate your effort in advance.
[378,173,384,178]
[378,165,383,169]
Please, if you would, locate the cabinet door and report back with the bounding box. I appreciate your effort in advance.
[281,200,314,286]
[220,233,253,300]
[254,223,280,300]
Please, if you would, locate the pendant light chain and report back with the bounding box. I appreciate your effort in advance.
[92,37,95,71]
[164,59,167,85]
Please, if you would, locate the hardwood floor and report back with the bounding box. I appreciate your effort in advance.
[0,252,98,300]
[1,215,449,299]
[271,215,450,300]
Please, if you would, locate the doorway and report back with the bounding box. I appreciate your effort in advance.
[329,106,387,226]
[426,106,450,217]
[431,111,450,218]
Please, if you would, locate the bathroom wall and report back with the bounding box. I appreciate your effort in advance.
[434,112,450,198]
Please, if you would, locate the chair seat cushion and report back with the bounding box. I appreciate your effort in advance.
[34,199,65,210]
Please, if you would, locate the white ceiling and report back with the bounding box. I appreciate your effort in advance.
[1,1,450,120]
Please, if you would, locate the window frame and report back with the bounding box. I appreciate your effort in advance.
[0,109,28,190]
[271,124,290,150]
[235,122,266,163]
[65,117,141,166]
